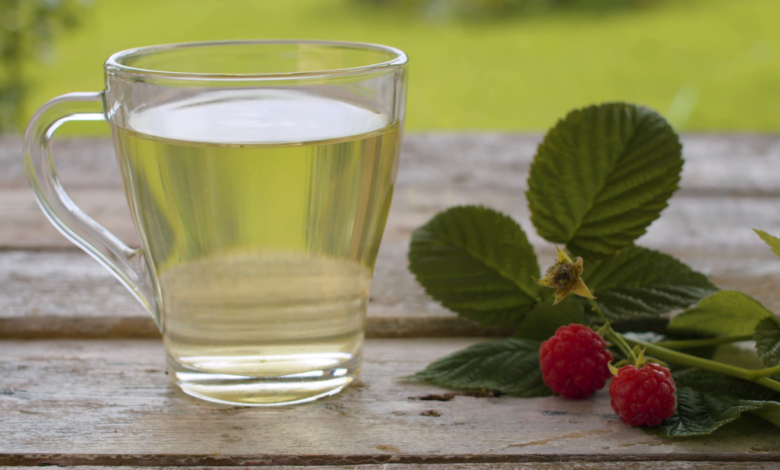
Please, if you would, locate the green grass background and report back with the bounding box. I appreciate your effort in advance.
[22,0,780,132]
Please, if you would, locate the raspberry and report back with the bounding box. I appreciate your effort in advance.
[539,324,613,399]
[609,363,676,427]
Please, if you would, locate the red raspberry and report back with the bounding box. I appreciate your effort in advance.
[609,363,676,427]
[539,324,613,399]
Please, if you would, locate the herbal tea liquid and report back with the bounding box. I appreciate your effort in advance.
[113,89,401,405]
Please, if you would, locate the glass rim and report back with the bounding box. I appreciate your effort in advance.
[105,40,408,81]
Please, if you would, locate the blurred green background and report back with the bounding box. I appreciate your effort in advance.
[2,0,779,134]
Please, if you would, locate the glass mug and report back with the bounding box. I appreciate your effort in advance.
[24,40,408,406]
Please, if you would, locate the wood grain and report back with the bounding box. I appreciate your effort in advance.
[6,135,780,251]
[3,464,780,469]
[4,134,780,248]
[5,134,780,193]
[1,244,779,339]
[2,338,780,466]
[4,135,780,338]
[4,135,780,465]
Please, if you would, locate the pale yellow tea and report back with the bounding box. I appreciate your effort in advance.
[113,89,401,404]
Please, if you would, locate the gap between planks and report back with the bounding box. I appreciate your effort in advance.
[3,455,780,467]
[3,464,780,470]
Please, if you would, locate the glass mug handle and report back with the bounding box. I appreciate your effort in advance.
[23,91,158,325]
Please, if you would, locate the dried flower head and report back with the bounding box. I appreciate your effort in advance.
[535,248,595,305]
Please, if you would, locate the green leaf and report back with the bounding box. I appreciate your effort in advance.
[527,103,683,259]
[657,389,780,437]
[751,402,780,428]
[406,338,552,397]
[668,291,774,336]
[408,206,540,327]
[514,297,584,341]
[712,344,766,370]
[754,316,780,380]
[652,369,780,437]
[755,229,780,261]
[673,368,780,400]
[581,246,716,323]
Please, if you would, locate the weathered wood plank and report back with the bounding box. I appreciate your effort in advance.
[4,188,780,253]
[4,184,780,258]
[6,136,780,253]
[2,339,780,466]
[3,135,780,339]
[3,213,780,339]
[3,134,780,249]
[3,464,780,469]
[0,247,510,339]
[1,138,121,189]
[4,135,780,194]
[3,136,779,465]
[2,243,780,339]
[0,188,141,248]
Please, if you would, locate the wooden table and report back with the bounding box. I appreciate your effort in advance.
[2,135,780,469]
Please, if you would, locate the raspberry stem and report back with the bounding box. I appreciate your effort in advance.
[587,298,637,363]
[586,298,780,393]
[655,335,755,349]
[623,337,780,393]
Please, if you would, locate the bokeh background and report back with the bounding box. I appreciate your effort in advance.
[1,0,779,134]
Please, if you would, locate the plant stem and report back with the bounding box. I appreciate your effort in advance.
[756,377,780,392]
[587,298,637,363]
[584,297,780,393]
[623,336,780,393]
[587,297,610,324]
[655,334,755,350]
[753,365,780,379]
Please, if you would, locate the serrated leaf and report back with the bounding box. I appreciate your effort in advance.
[755,229,780,261]
[673,368,780,400]
[581,246,716,323]
[754,316,780,380]
[514,297,584,341]
[651,369,780,437]
[408,206,540,327]
[656,388,778,437]
[406,338,552,397]
[668,291,774,336]
[527,103,683,259]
